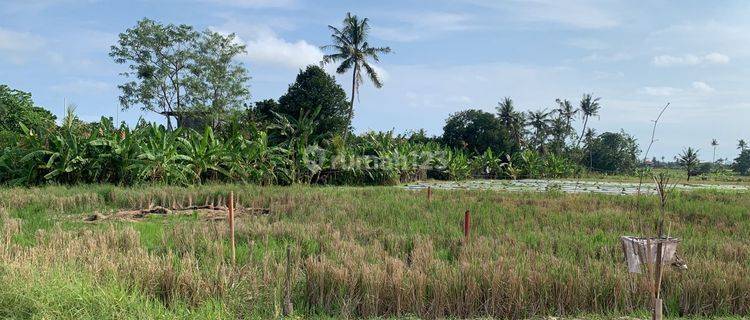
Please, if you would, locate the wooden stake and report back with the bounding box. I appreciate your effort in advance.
[653,240,664,320]
[229,191,236,266]
[464,210,470,240]
[653,297,663,320]
[427,186,432,202]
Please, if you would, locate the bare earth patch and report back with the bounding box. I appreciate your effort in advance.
[83,205,270,223]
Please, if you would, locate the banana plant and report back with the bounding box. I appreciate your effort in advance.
[20,115,92,184]
[514,149,544,179]
[444,149,471,181]
[89,119,140,184]
[177,126,230,184]
[127,125,192,185]
[472,149,505,179]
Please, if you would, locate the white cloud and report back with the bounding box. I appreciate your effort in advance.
[0,27,45,64]
[592,71,625,80]
[640,82,716,97]
[197,0,295,8]
[647,22,750,59]
[373,12,474,42]
[466,0,619,29]
[692,81,715,94]
[243,34,321,69]
[652,52,730,67]
[704,52,730,64]
[640,86,682,97]
[213,24,322,69]
[0,0,99,13]
[582,52,632,62]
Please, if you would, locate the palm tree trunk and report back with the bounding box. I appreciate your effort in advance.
[577,116,589,147]
[346,66,357,139]
[713,147,716,163]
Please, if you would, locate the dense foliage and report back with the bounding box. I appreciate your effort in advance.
[110,18,250,130]
[0,85,56,137]
[23,14,750,186]
[0,81,649,187]
[0,108,581,186]
[583,131,640,173]
[732,149,750,175]
[275,66,350,140]
[442,109,509,155]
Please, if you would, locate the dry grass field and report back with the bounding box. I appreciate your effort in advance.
[1,184,749,319]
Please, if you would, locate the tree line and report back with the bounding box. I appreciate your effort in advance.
[2,14,748,186]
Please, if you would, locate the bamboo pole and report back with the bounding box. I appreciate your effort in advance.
[229,191,236,266]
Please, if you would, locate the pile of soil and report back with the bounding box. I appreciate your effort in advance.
[83,205,270,223]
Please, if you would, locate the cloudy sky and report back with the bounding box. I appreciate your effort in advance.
[2,0,749,161]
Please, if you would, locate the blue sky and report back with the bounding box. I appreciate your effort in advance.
[1,0,749,161]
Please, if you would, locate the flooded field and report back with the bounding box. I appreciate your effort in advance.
[403,179,750,195]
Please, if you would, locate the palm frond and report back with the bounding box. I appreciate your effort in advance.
[362,62,383,88]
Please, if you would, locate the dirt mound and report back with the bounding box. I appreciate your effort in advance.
[83,205,270,223]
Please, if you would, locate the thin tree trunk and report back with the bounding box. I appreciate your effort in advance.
[577,116,589,147]
[346,66,357,139]
[713,147,716,163]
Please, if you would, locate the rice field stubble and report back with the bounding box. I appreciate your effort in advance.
[0,184,748,319]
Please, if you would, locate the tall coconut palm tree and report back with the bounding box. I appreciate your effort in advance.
[496,97,526,150]
[576,94,601,147]
[554,98,578,139]
[322,12,391,136]
[711,139,719,163]
[738,139,747,151]
[527,109,551,154]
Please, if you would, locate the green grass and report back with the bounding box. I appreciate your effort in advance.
[1,184,749,319]
[0,267,228,319]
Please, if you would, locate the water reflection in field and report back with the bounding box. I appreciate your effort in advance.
[403,179,749,195]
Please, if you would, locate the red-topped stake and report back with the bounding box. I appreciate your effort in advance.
[464,210,470,240]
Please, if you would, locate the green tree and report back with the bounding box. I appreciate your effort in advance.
[442,109,508,155]
[496,97,526,152]
[246,99,279,127]
[110,18,199,130]
[0,85,56,135]
[322,12,391,135]
[677,147,700,181]
[548,114,569,155]
[577,93,601,147]
[554,98,577,142]
[527,109,552,154]
[188,30,251,128]
[737,139,746,152]
[583,131,640,173]
[110,19,249,130]
[276,66,350,141]
[732,149,750,175]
